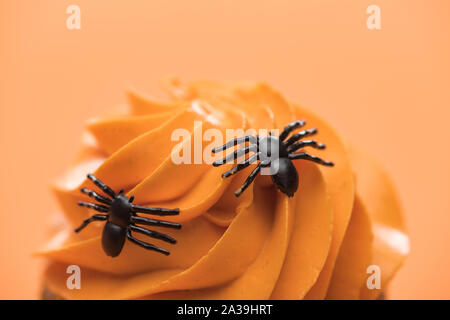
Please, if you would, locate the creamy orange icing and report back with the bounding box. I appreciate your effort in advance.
[37,79,409,299]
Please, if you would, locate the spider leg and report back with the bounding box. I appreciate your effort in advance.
[288,152,334,166]
[222,152,259,178]
[131,216,182,229]
[74,214,108,233]
[234,164,262,197]
[129,225,177,244]
[78,201,109,213]
[211,135,258,153]
[126,230,170,256]
[213,144,258,167]
[279,120,306,141]
[86,174,116,198]
[80,188,112,205]
[131,205,180,216]
[286,140,326,153]
[284,128,318,146]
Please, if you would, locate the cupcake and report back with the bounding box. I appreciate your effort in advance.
[37,79,409,299]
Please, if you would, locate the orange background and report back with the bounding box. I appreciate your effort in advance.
[1,0,449,299]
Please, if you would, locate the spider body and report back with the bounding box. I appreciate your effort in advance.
[75,174,181,257]
[257,135,298,196]
[102,221,127,257]
[270,157,299,197]
[212,120,334,197]
[108,193,133,227]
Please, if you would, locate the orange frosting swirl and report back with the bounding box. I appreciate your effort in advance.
[38,79,409,299]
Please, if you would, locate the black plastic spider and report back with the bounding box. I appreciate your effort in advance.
[212,120,334,197]
[75,174,181,257]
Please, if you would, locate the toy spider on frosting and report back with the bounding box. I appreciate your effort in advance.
[75,174,181,257]
[212,120,334,197]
